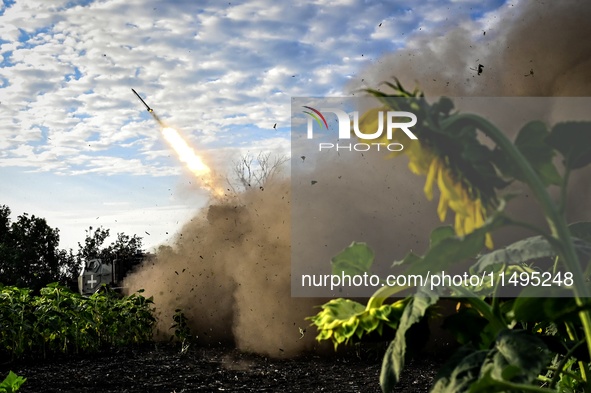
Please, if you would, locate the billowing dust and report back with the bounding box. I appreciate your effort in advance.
[126,0,591,358]
[125,179,324,357]
[351,0,591,98]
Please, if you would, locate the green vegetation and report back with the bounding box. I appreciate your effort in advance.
[0,372,25,393]
[171,308,192,343]
[170,308,193,355]
[309,81,591,392]
[0,204,143,292]
[0,205,77,291]
[77,226,143,268]
[308,296,408,350]
[0,283,155,360]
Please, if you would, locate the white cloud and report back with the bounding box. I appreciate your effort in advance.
[0,0,510,250]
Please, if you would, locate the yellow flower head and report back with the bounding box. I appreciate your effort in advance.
[357,91,496,249]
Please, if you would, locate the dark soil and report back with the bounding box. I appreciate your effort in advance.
[1,344,443,392]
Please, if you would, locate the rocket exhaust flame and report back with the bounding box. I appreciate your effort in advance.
[131,89,224,197]
[161,127,210,175]
[161,126,225,196]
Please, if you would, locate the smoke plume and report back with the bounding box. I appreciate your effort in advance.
[125,179,324,357]
[126,0,591,357]
[351,0,591,98]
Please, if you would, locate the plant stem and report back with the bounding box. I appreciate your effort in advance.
[565,322,590,385]
[442,114,591,356]
[558,166,572,215]
[545,367,584,385]
[366,284,409,310]
[548,337,586,388]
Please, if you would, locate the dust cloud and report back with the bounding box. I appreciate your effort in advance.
[351,0,591,98]
[126,0,591,357]
[348,0,591,242]
[124,179,324,358]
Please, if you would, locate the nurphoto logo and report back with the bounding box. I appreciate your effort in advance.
[302,106,418,152]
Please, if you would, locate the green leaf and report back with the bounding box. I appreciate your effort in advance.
[432,330,549,393]
[472,236,553,272]
[512,286,580,323]
[429,226,456,247]
[400,225,492,279]
[0,371,26,393]
[417,230,487,273]
[359,312,380,333]
[380,286,439,392]
[569,222,591,272]
[514,121,561,185]
[430,347,488,393]
[546,121,591,169]
[391,251,422,268]
[389,212,507,294]
[392,226,487,274]
[473,234,591,273]
[470,330,549,392]
[569,221,591,243]
[331,242,374,276]
[435,96,454,116]
[441,307,489,347]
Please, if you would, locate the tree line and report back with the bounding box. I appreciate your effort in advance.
[0,204,142,292]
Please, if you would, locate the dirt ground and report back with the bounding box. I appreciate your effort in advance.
[1,343,442,392]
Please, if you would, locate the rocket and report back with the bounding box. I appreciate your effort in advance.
[131,88,165,127]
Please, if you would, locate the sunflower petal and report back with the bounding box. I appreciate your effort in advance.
[464,207,475,234]
[485,233,494,249]
[424,159,439,201]
[455,213,465,236]
[357,108,384,143]
[437,167,465,203]
[437,191,449,222]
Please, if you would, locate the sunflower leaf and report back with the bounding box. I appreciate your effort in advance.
[380,285,439,392]
[331,241,374,276]
[546,121,591,170]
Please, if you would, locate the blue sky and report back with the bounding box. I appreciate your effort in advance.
[0,0,508,251]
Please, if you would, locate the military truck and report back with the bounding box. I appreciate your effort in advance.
[78,252,148,295]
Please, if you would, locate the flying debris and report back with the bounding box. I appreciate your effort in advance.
[470,64,485,75]
[299,327,306,339]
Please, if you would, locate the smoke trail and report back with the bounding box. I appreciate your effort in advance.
[126,0,591,357]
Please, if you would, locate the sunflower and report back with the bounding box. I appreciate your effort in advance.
[422,154,494,249]
[358,83,501,249]
[307,297,408,349]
